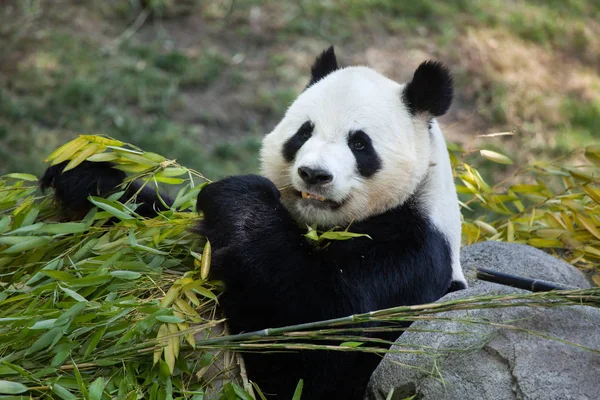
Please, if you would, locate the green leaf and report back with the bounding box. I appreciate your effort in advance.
[584,145,600,167]
[88,197,135,220]
[1,237,51,254]
[319,231,371,241]
[59,285,88,302]
[30,318,57,330]
[231,383,255,400]
[0,216,10,234]
[71,358,88,400]
[87,152,119,162]
[292,379,304,400]
[52,383,77,400]
[46,136,88,164]
[62,143,101,172]
[110,270,141,280]
[2,222,44,235]
[0,380,28,394]
[4,173,38,181]
[37,223,89,235]
[156,168,188,177]
[340,341,363,348]
[88,377,105,400]
[156,315,185,323]
[40,270,75,282]
[84,326,108,359]
[28,327,62,354]
[192,286,217,301]
[69,275,112,288]
[304,227,320,241]
[130,243,169,255]
[480,149,513,165]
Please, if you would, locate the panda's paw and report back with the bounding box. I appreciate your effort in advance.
[40,161,126,220]
[195,175,281,246]
[197,175,280,215]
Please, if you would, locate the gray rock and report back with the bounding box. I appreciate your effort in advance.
[366,242,599,400]
[460,241,592,289]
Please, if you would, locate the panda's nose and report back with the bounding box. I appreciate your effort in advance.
[298,167,333,185]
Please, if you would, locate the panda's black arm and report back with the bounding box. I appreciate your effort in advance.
[196,175,334,326]
[41,161,173,220]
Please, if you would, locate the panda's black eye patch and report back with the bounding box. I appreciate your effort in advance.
[351,137,366,151]
[282,121,314,163]
[348,130,381,178]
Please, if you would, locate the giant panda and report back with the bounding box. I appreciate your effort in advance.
[41,46,467,399]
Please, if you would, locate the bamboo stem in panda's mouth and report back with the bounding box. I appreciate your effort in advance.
[301,192,326,201]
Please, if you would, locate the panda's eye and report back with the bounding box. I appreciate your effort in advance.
[297,121,314,141]
[352,138,366,151]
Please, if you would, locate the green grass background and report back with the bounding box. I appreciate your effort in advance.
[1,0,599,179]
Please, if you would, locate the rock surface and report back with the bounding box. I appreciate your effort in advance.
[366,242,599,400]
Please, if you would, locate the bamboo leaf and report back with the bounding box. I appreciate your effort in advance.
[156,168,188,178]
[583,186,600,204]
[88,197,135,220]
[52,383,77,400]
[576,215,600,240]
[81,135,124,146]
[506,221,515,242]
[0,380,28,394]
[319,231,372,241]
[63,143,102,172]
[584,145,600,168]
[88,377,105,400]
[87,152,119,162]
[71,359,88,400]
[37,223,88,235]
[0,216,10,234]
[131,243,169,255]
[1,237,51,253]
[474,220,498,235]
[292,380,304,400]
[84,326,107,359]
[156,315,185,323]
[28,327,62,354]
[201,240,211,280]
[46,137,88,164]
[152,176,184,185]
[4,173,38,181]
[480,150,513,165]
[59,285,88,302]
[110,270,141,280]
[340,342,363,348]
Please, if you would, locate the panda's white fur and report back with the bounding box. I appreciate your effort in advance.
[261,65,466,286]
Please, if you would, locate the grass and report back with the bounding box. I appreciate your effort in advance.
[2,0,600,180]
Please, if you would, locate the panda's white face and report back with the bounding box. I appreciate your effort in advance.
[261,66,432,228]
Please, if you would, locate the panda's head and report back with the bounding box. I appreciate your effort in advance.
[261,47,453,228]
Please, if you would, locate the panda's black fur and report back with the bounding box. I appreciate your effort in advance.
[41,47,462,399]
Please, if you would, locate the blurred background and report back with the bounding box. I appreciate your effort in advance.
[1,0,599,180]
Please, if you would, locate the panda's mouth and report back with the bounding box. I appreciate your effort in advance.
[301,191,326,201]
[294,190,344,209]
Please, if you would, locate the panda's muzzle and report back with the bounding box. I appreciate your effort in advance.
[298,166,333,185]
[293,167,347,208]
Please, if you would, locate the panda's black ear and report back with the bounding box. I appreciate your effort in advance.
[402,61,453,117]
[306,46,339,88]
